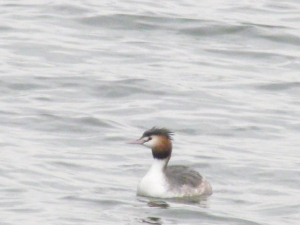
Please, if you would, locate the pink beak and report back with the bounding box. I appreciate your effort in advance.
[127,139,145,144]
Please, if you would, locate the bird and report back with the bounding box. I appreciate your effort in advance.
[128,127,212,198]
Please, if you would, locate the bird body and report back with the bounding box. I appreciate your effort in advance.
[129,127,212,198]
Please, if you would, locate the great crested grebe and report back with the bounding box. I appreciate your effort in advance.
[128,127,212,198]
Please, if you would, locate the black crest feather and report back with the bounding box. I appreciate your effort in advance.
[142,127,173,140]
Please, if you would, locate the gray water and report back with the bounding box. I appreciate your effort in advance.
[0,1,300,225]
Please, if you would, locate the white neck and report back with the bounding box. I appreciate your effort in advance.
[148,158,169,173]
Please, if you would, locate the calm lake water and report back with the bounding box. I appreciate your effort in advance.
[0,1,300,224]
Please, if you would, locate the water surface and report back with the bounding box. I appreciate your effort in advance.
[0,1,300,224]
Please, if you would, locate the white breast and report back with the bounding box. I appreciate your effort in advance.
[137,159,170,198]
